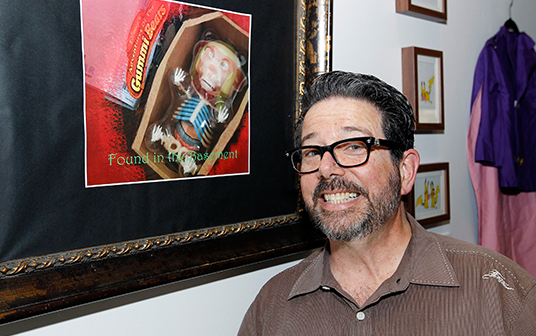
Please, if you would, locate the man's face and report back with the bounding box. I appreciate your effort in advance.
[196,45,238,97]
[300,96,402,241]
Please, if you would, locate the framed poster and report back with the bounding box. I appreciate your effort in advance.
[84,2,251,185]
[0,0,332,323]
[402,47,444,133]
[407,162,450,227]
[396,0,447,23]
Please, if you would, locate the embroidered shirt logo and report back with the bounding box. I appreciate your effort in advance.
[482,269,514,290]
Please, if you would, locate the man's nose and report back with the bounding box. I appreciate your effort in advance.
[317,151,344,179]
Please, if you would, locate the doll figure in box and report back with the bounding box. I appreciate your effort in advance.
[149,30,246,176]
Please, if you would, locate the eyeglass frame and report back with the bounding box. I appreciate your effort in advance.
[285,136,405,174]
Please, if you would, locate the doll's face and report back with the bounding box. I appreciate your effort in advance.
[195,45,239,96]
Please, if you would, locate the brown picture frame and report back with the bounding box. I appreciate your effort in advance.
[396,0,447,24]
[0,0,332,324]
[407,162,450,227]
[402,46,445,133]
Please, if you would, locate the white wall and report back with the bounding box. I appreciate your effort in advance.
[332,0,535,243]
[2,0,535,335]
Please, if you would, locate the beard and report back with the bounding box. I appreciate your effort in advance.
[306,169,402,242]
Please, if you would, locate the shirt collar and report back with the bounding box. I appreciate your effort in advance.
[288,214,459,300]
[405,215,459,286]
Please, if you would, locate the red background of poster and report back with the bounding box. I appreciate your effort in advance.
[83,0,250,186]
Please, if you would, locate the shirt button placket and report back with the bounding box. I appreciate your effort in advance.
[356,311,365,321]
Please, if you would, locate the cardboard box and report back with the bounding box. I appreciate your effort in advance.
[132,11,249,179]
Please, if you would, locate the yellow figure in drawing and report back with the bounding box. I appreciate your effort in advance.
[416,179,440,209]
[420,76,435,103]
[430,181,440,208]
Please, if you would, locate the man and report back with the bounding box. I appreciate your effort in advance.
[238,71,536,335]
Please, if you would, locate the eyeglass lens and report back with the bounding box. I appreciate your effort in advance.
[293,139,369,173]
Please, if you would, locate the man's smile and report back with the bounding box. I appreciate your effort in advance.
[322,192,359,204]
[312,177,368,210]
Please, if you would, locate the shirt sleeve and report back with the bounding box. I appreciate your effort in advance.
[237,299,260,336]
[510,283,536,335]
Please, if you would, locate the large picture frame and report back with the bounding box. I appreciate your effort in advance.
[402,46,445,133]
[396,0,447,24]
[407,162,450,227]
[0,0,332,323]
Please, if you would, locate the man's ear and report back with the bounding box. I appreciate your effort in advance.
[398,149,420,196]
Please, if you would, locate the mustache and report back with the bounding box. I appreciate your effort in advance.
[312,177,369,201]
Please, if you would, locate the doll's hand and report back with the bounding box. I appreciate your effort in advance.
[151,125,164,143]
[215,106,229,123]
[172,68,186,86]
[181,155,198,175]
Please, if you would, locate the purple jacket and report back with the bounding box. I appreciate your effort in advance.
[471,26,536,191]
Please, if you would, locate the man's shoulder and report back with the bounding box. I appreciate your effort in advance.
[238,249,326,335]
[431,231,520,269]
[429,231,536,293]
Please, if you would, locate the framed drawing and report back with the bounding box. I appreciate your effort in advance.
[0,0,332,323]
[402,47,444,133]
[407,162,450,227]
[396,0,447,24]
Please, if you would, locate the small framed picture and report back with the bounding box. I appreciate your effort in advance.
[396,0,447,24]
[407,162,450,227]
[402,47,444,133]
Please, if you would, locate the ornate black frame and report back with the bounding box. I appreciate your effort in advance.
[0,0,332,324]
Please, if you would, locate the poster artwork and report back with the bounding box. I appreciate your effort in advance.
[413,170,445,220]
[82,0,251,187]
[417,54,440,123]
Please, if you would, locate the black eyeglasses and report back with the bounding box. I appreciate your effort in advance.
[285,137,404,174]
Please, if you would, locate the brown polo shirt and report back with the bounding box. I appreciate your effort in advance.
[238,215,536,335]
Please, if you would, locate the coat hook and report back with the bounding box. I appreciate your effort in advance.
[509,0,514,19]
